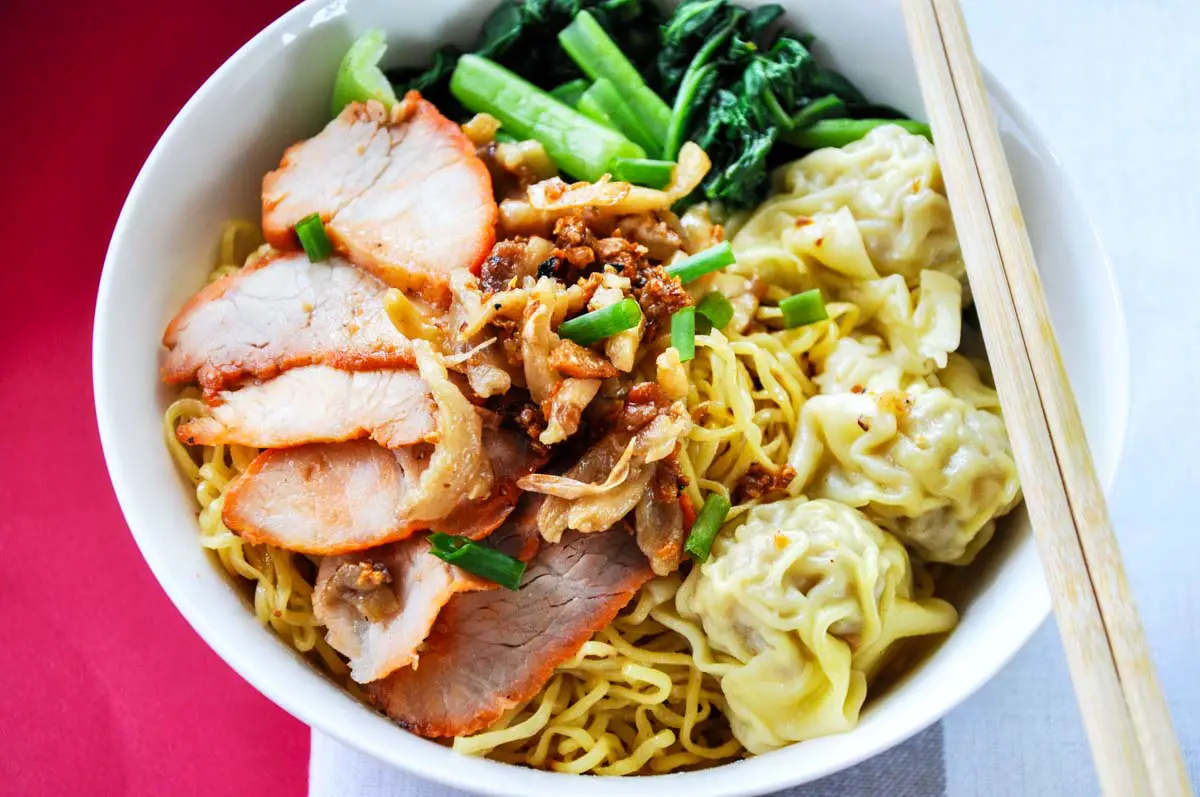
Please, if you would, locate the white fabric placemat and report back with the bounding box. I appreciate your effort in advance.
[310,1,1200,793]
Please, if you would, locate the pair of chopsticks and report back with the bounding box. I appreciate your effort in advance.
[899,1,1193,795]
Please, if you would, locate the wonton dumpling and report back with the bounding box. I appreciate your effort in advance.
[812,270,962,396]
[814,335,911,394]
[930,352,1001,411]
[676,498,957,753]
[849,269,962,373]
[732,125,964,289]
[788,370,1021,564]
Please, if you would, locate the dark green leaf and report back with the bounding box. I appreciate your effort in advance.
[388,0,664,119]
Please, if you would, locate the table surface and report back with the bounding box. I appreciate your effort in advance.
[2,1,1195,795]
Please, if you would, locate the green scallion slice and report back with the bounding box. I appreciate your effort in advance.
[696,292,734,330]
[665,242,735,284]
[428,533,526,591]
[684,493,733,562]
[779,289,829,328]
[671,307,696,362]
[295,213,333,262]
[557,297,643,347]
[612,157,675,189]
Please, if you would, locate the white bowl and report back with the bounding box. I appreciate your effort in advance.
[93,1,1129,794]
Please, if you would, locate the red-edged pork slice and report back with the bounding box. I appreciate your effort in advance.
[162,250,410,395]
[366,527,652,737]
[222,428,541,555]
[176,366,436,450]
[426,426,546,538]
[478,493,544,564]
[314,536,491,684]
[262,93,497,302]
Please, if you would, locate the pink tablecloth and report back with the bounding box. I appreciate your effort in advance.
[0,1,308,794]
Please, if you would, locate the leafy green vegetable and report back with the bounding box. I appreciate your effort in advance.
[550,78,591,105]
[450,55,644,181]
[388,0,663,117]
[330,30,398,117]
[575,78,661,155]
[559,11,671,150]
[788,94,846,129]
[383,0,923,210]
[781,118,932,149]
[653,0,917,208]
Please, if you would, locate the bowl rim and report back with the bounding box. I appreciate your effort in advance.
[92,1,1130,794]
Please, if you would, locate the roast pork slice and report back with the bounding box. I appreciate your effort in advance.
[162,250,410,395]
[222,428,541,555]
[262,93,496,301]
[176,366,436,450]
[366,527,653,737]
[314,536,491,684]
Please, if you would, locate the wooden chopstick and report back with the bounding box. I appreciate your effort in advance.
[900,1,1193,795]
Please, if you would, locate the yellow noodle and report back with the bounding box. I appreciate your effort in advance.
[166,219,896,776]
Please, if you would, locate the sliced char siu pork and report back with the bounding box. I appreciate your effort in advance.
[313,536,492,684]
[312,493,547,685]
[175,365,436,450]
[366,525,652,736]
[222,424,543,556]
[162,250,411,396]
[262,93,497,303]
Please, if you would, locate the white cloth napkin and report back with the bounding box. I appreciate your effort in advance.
[309,1,1200,793]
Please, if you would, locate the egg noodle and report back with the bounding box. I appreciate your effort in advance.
[167,122,974,777]
[449,300,860,772]
[166,231,851,772]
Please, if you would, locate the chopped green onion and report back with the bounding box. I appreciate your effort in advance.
[295,213,333,262]
[780,289,829,328]
[671,307,696,362]
[684,493,732,562]
[788,95,847,130]
[576,79,661,156]
[665,242,735,284]
[781,118,932,150]
[330,29,397,117]
[557,297,643,347]
[611,158,675,189]
[493,129,519,144]
[549,78,590,106]
[696,292,734,331]
[428,533,526,591]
